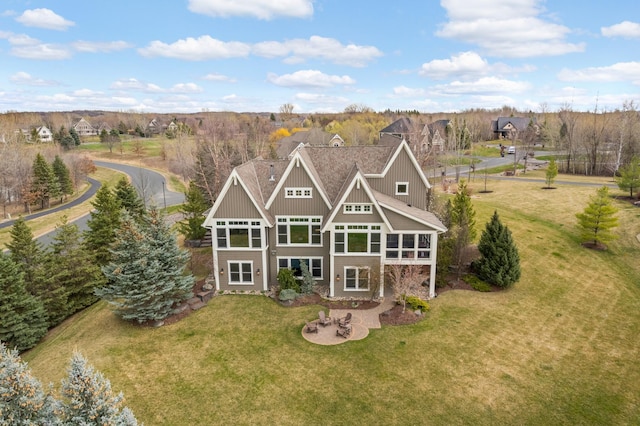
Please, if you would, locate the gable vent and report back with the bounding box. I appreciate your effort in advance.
[269,164,275,182]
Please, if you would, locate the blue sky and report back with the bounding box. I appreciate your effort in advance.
[1,0,639,114]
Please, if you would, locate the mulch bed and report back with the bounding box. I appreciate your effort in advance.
[286,293,379,310]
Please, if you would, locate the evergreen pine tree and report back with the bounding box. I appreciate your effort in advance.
[299,260,315,295]
[0,254,49,351]
[450,180,476,276]
[576,186,619,248]
[84,184,122,265]
[60,352,138,425]
[97,208,194,323]
[476,211,521,288]
[545,157,558,188]
[31,153,60,209]
[6,216,45,295]
[0,343,60,425]
[52,155,74,201]
[48,217,104,316]
[114,176,145,218]
[615,156,640,198]
[69,127,81,146]
[178,181,208,241]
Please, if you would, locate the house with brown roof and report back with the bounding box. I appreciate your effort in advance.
[73,118,97,136]
[203,136,446,300]
[491,117,538,140]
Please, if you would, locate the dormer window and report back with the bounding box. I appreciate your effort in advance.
[285,187,312,198]
[343,203,372,214]
[395,182,409,195]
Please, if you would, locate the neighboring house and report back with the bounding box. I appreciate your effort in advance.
[492,117,538,140]
[203,136,447,300]
[73,118,97,136]
[422,120,449,152]
[36,125,53,142]
[146,118,177,135]
[380,117,425,154]
[275,128,334,159]
[97,122,112,134]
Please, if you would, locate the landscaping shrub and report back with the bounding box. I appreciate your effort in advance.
[463,274,492,292]
[278,288,298,302]
[405,295,430,312]
[277,268,300,293]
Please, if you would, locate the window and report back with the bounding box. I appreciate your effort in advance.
[343,204,372,214]
[395,182,409,195]
[278,257,322,279]
[216,221,262,249]
[285,187,312,198]
[345,267,369,290]
[277,217,321,245]
[386,233,431,259]
[334,225,381,254]
[228,261,253,284]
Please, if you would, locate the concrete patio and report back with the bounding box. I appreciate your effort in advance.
[301,297,395,345]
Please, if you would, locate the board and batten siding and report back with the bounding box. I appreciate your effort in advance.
[217,250,263,291]
[332,256,381,299]
[367,149,428,209]
[332,186,384,224]
[269,165,328,216]
[214,182,262,219]
[382,207,434,231]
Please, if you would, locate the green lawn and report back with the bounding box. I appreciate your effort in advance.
[23,178,640,425]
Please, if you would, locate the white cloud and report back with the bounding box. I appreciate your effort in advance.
[72,41,133,53]
[432,76,531,95]
[420,51,490,79]
[9,71,59,86]
[293,93,349,105]
[188,0,313,20]
[253,36,382,67]
[73,89,105,97]
[15,8,74,31]
[110,78,203,93]
[139,35,251,60]
[267,70,355,88]
[203,73,237,83]
[392,86,426,97]
[8,33,40,46]
[558,62,640,85]
[601,21,640,39]
[11,43,71,60]
[437,0,584,57]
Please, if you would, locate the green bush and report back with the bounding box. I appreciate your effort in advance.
[405,296,430,312]
[277,268,300,293]
[278,288,298,302]
[463,274,492,292]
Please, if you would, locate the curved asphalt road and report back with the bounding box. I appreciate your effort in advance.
[1,161,185,247]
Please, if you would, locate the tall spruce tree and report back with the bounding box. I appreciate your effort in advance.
[0,254,49,351]
[0,343,60,424]
[52,155,74,201]
[178,181,208,241]
[450,180,477,277]
[31,153,60,209]
[48,217,104,316]
[476,211,521,288]
[114,176,145,218]
[545,157,558,188]
[60,352,138,425]
[84,184,122,265]
[6,216,44,295]
[97,208,194,323]
[576,186,619,248]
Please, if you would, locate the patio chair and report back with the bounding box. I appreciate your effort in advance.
[318,311,332,327]
[305,321,318,333]
[338,312,352,328]
[336,324,352,338]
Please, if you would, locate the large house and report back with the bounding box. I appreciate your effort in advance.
[73,118,97,136]
[492,117,538,140]
[203,135,446,300]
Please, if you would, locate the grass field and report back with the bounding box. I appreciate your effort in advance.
[23,176,640,425]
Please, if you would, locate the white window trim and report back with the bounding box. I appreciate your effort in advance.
[227,261,254,285]
[343,203,373,214]
[385,233,432,260]
[395,182,409,195]
[344,266,370,291]
[276,216,322,246]
[277,257,323,280]
[285,187,313,198]
[215,220,263,250]
[334,224,381,255]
